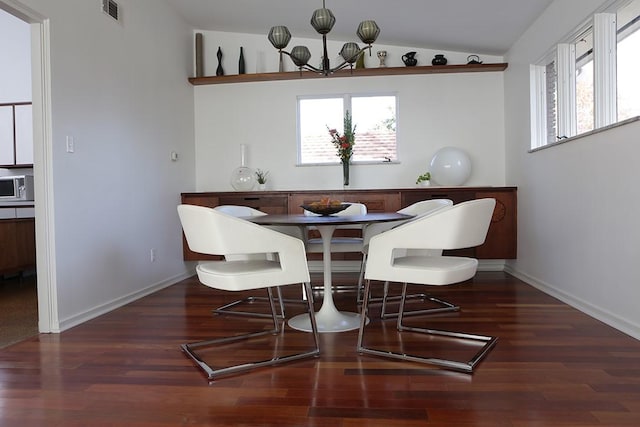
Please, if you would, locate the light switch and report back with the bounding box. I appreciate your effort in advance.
[66,136,75,153]
[170,151,178,161]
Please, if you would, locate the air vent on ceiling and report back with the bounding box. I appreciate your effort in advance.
[102,0,121,23]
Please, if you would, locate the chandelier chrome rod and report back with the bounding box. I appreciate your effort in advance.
[278,43,373,76]
[268,1,379,77]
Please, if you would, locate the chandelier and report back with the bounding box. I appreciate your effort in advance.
[268,0,380,76]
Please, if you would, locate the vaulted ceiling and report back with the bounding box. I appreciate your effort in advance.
[165,0,554,56]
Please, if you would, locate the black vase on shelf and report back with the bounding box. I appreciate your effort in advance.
[216,47,224,76]
[238,47,245,74]
[342,159,350,187]
[432,54,448,66]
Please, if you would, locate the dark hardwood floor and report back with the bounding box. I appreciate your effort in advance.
[1,271,640,426]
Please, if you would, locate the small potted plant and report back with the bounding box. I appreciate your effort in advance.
[255,169,269,190]
[416,172,431,187]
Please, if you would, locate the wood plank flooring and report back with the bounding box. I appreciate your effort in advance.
[1,272,640,426]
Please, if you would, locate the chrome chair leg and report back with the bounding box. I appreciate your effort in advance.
[360,279,460,319]
[212,286,294,319]
[358,281,497,373]
[183,283,320,381]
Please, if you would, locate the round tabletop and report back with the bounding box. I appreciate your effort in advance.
[247,212,413,227]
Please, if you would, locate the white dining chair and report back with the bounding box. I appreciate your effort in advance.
[212,205,305,319]
[177,204,319,380]
[357,198,498,373]
[357,199,455,318]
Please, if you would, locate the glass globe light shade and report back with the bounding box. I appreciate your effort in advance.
[429,147,472,186]
[230,166,256,191]
[291,46,312,67]
[357,20,380,45]
[310,7,336,34]
[268,26,291,50]
[340,42,360,63]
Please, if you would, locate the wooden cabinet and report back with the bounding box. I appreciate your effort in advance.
[218,194,288,214]
[475,190,517,259]
[0,102,34,167]
[181,187,517,261]
[0,217,36,275]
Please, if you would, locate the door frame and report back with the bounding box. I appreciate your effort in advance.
[1,0,58,332]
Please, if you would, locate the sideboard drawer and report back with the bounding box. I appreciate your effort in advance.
[217,195,288,214]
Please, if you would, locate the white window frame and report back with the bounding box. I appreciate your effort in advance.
[296,92,399,166]
[530,0,638,150]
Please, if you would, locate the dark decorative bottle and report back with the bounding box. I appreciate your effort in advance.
[216,47,224,76]
[238,47,245,74]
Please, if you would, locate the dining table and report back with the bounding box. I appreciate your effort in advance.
[248,212,413,333]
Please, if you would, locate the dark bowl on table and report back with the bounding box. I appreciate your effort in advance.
[301,203,351,216]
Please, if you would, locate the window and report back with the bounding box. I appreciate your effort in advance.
[575,31,594,134]
[530,0,640,149]
[298,94,397,164]
[617,0,640,121]
[545,60,558,143]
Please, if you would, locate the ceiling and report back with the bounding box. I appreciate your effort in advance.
[164,0,554,56]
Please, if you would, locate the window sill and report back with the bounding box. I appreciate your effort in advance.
[529,115,640,153]
[297,160,400,167]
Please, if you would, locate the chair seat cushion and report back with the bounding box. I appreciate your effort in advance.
[196,259,285,291]
[306,237,364,253]
[390,255,478,286]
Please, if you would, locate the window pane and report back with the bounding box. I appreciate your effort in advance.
[576,32,594,134]
[351,96,397,162]
[299,97,343,163]
[298,95,398,164]
[617,1,640,121]
[545,61,558,143]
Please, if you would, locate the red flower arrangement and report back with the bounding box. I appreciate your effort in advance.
[328,110,356,163]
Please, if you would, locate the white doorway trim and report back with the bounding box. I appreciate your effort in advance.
[1,0,58,332]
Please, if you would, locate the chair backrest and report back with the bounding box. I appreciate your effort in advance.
[214,205,303,256]
[214,205,266,218]
[362,199,453,246]
[178,204,303,258]
[178,204,310,290]
[397,198,453,217]
[369,198,496,252]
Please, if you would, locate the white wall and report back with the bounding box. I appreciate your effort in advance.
[10,0,196,331]
[195,31,507,191]
[504,0,640,339]
[0,8,31,103]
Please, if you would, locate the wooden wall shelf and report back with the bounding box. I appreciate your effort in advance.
[188,63,508,86]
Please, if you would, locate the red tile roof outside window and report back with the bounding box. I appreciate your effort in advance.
[301,131,397,163]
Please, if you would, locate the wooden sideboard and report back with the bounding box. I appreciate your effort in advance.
[0,217,36,275]
[180,187,517,261]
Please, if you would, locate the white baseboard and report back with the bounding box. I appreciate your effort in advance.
[504,265,640,341]
[308,259,506,274]
[56,269,194,332]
